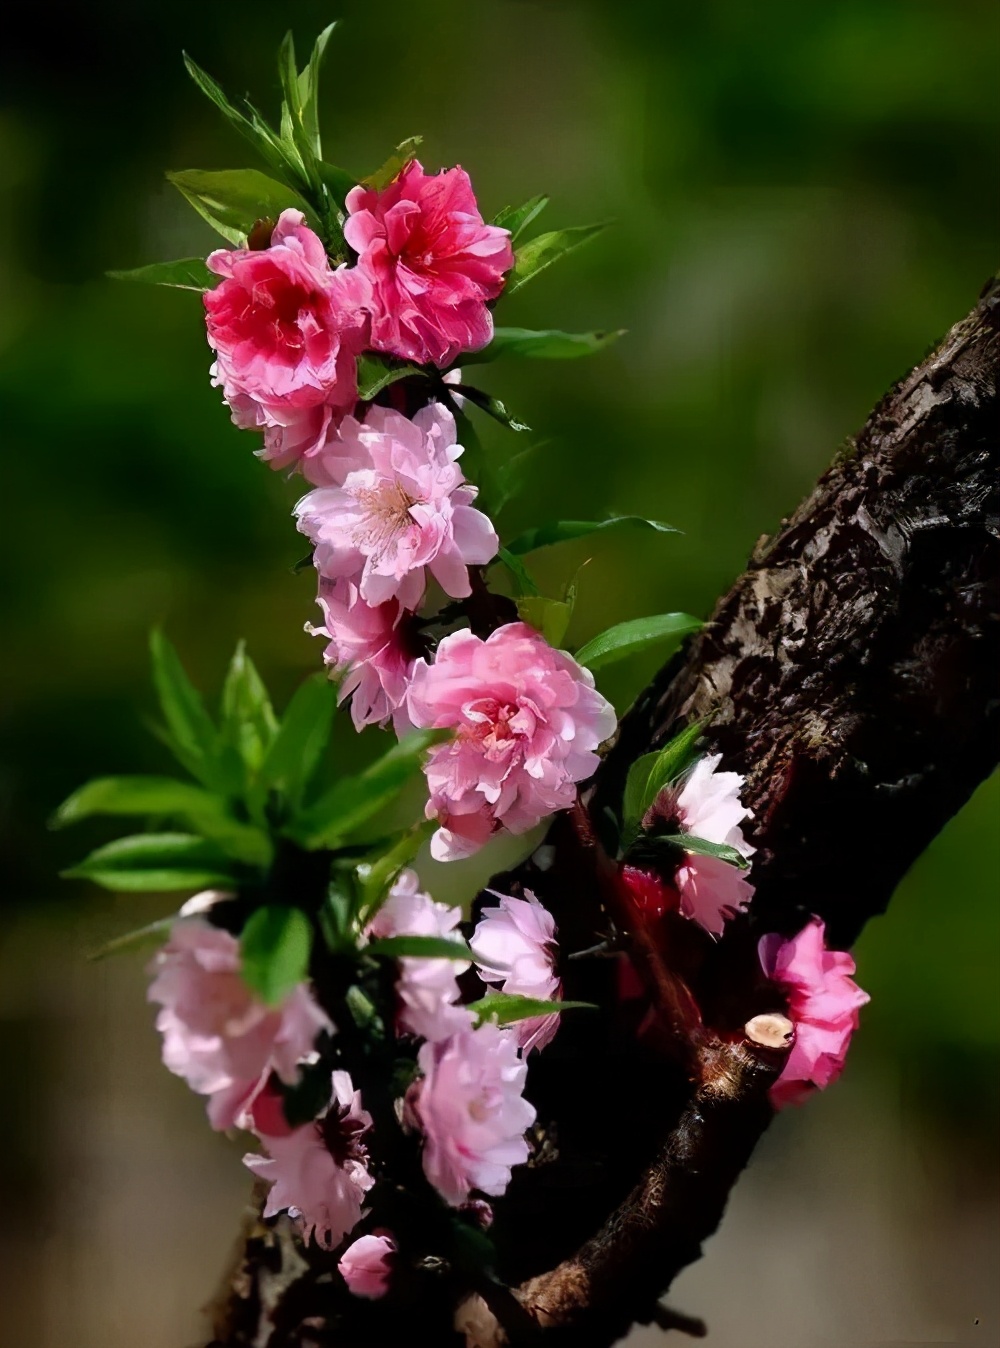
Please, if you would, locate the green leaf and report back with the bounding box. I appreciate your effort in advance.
[365,934,474,962]
[181,53,296,184]
[241,905,313,1006]
[63,833,238,893]
[507,222,609,295]
[107,258,214,291]
[51,775,223,828]
[220,640,278,776]
[167,168,315,245]
[491,440,549,518]
[293,730,441,850]
[621,721,706,846]
[454,385,531,433]
[574,613,702,673]
[149,630,231,792]
[516,595,572,647]
[256,673,337,813]
[356,353,427,401]
[654,832,749,868]
[493,194,549,240]
[317,160,358,214]
[468,993,596,1026]
[356,820,436,924]
[495,547,540,598]
[462,326,625,365]
[363,136,424,191]
[506,515,678,556]
[87,917,176,962]
[298,22,338,158]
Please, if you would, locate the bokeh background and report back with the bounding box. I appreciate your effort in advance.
[1,2,997,1345]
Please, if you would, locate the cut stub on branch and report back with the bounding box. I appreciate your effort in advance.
[206,280,999,1348]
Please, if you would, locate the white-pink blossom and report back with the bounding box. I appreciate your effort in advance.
[294,403,498,610]
[759,917,869,1109]
[147,917,331,1130]
[673,753,755,937]
[473,891,562,1053]
[244,1070,374,1250]
[306,578,419,731]
[367,870,474,1043]
[338,1232,397,1299]
[414,1021,536,1206]
[402,623,617,862]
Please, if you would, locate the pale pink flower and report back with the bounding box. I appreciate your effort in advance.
[344,160,514,367]
[294,402,498,610]
[147,917,331,1130]
[306,578,419,731]
[402,623,617,862]
[244,1070,374,1250]
[367,870,474,1043]
[671,753,755,937]
[759,917,869,1109]
[339,1232,397,1299]
[473,891,561,1053]
[205,210,370,472]
[414,1021,536,1205]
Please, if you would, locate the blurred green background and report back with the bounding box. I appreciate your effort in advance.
[0,3,997,1344]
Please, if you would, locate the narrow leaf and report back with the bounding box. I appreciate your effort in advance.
[654,832,749,868]
[256,673,337,812]
[51,775,222,828]
[149,630,226,790]
[363,136,424,191]
[356,354,427,401]
[241,905,313,1006]
[516,595,572,648]
[107,258,214,291]
[621,720,707,846]
[468,993,596,1027]
[574,613,702,672]
[462,327,625,365]
[508,222,609,295]
[299,22,338,157]
[454,386,530,433]
[495,548,540,598]
[357,820,437,924]
[181,54,294,183]
[220,640,278,776]
[491,440,549,517]
[167,169,315,245]
[365,935,474,962]
[87,917,176,962]
[63,833,237,893]
[506,515,678,556]
[493,194,549,239]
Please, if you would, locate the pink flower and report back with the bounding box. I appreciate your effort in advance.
[204,210,370,472]
[306,578,419,731]
[147,917,331,1130]
[339,1232,397,1299]
[402,623,617,862]
[294,402,498,610]
[414,1021,536,1205]
[473,891,562,1053]
[665,753,755,938]
[366,870,474,1043]
[759,917,869,1109]
[244,1070,374,1250]
[344,160,514,367]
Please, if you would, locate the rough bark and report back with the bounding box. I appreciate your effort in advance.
[204,277,999,1347]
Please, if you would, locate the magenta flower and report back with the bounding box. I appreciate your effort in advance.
[344,160,514,367]
[147,917,331,1130]
[306,578,419,731]
[414,1022,536,1205]
[402,623,617,862]
[294,403,498,611]
[204,209,370,472]
[366,870,474,1043]
[244,1070,374,1250]
[473,891,562,1053]
[338,1232,397,1299]
[759,917,869,1109]
[668,753,755,937]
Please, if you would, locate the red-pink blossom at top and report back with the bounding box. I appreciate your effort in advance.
[338,1232,398,1299]
[147,917,332,1130]
[413,1021,536,1206]
[294,402,498,611]
[473,890,562,1053]
[759,916,869,1109]
[244,1070,374,1250]
[204,209,370,473]
[401,623,617,862]
[344,159,514,368]
[673,753,755,937]
[366,869,474,1043]
[306,578,418,731]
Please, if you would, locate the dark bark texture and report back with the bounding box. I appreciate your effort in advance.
[204,279,999,1347]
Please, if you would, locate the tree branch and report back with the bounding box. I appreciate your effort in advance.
[206,278,999,1346]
